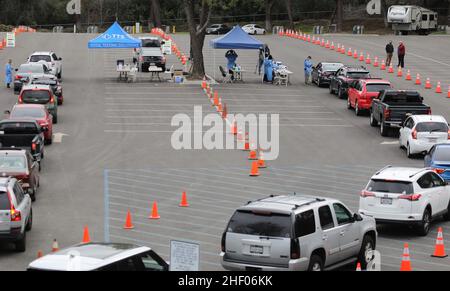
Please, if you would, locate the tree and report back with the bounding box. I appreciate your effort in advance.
[335,0,344,32]
[151,0,161,27]
[285,0,294,29]
[184,0,211,79]
[265,0,275,32]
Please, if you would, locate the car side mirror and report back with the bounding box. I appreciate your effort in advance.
[353,213,363,222]
[15,68,18,72]
[58,57,62,61]
[4,110,10,115]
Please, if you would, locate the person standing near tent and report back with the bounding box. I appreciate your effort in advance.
[264,55,275,83]
[256,48,264,75]
[5,59,13,89]
[225,49,238,81]
[304,56,313,85]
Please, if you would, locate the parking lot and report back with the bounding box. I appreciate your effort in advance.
[0,31,449,270]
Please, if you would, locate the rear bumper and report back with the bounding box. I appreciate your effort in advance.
[409,141,438,155]
[0,228,23,242]
[356,99,372,110]
[359,209,423,223]
[220,252,309,271]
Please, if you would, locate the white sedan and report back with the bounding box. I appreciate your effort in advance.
[242,24,266,35]
[399,115,450,158]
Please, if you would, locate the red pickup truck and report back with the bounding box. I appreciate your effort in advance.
[347,79,392,116]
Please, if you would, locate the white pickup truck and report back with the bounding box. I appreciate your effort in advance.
[133,37,167,72]
[27,52,63,79]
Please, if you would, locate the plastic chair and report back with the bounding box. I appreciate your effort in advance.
[219,66,232,83]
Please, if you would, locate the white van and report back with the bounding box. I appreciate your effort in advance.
[387,5,438,35]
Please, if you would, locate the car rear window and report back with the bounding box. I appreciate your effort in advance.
[11,107,46,119]
[30,55,51,62]
[348,72,370,79]
[0,156,26,171]
[322,63,342,71]
[366,84,391,92]
[416,122,448,133]
[32,79,57,86]
[383,93,422,104]
[22,90,51,102]
[142,39,161,48]
[0,122,39,134]
[227,210,292,238]
[434,148,450,161]
[19,65,44,74]
[0,192,10,210]
[367,179,414,194]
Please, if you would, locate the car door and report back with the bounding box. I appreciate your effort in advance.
[51,53,61,74]
[430,172,449,213]
[332,203,361,260]
[347,81,358,106]
[312,63,321,82]
[399,117,413,147]
[330,69,340,90]
[318,205,341,266]
[133,251,169,271]
[28,153,39,189]
[417,173,441,214]
[13,182,30,230]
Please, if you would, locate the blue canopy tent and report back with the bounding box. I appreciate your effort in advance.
[209,25,265,80]
[88,21,141,49]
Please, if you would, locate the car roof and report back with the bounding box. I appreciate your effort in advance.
[30,51,54,55]
[409,115,447,123]
[344,66,369,72]
[13,104,46,110]
[372,167,429,182]
[0,149,27,155]
[30,73,57,79]
[21,84,52,91]
[0,119,39,125]
[239,194,335,214]
[28,243,152,271]
[139,36,159,40]
[20,63,44,68]
[434,143,450,150]
[361,79,391,84]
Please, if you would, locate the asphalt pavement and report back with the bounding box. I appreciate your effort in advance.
[0,31,449,270]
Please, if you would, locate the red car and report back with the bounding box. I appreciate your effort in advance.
[6,104,54,144]
[347,79,392,116]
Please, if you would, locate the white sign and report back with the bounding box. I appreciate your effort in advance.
[366,0,381,15]
[162,39,172,55]
[66,0,81,15]
[6,33,15,48]
[135,23,141,34]
[170,240,200,271]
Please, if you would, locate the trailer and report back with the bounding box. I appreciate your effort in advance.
[387,5,438,35]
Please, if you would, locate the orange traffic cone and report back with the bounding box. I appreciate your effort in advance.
[380,60,386,70]
[0,41,3,50]
[257,152,267,168]
[249,161,260,177]
[405,70,412,81]
[248,149,258,160]
[356,262,362,271]
[149,202,160,219]
[347,48,352,56]
[37,250,43,258]
[325,40,330,48]
[366,54,371,64]
[425,78,432,89]
[330,42,335,50]
[431,227,447,258]
[82,226,91,244]
[201,77,206,89]
[388,64,394,73]
[397,67,403,77]
[373,57,379,67]
[213,95,219,106]
[222,103,228,118]
[436,82,442,93]
[180,191,190,207]
[359,52,364,61]
[447,86,450,98]
[124,210,135,229]
[51,239,60,252]
[415,74,422,85]
[400,243,412,271]
[353,49,358,59]
[341,45,346,54]
[230,119,237,135]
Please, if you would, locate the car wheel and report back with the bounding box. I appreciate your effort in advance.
[329,84,335,95]
[358,235,375,270]
[29,187,36,202]
[370,111,378,127]
[347,97,352,110]
[380,120,389,137]
[25,209,32,231]
[317,78,322,87]
[417,208,431,236]
[443,203,450,221]
[355,101,361,116]
[407,143,414,158]
[338,86,345,99]
[53,115,58,124]
[15,231,26,252]
[38,161,41,172]
[57,72,62,79]
[308,254,324,271]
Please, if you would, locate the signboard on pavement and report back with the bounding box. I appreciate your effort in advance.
[162,39,172,55]
[170,240,200,271]
[6,33,15,47]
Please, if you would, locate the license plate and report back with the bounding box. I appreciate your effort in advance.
[150,63,155,66]
[250,245,264,254]
[429,138,437,143]
[381,198,393,205]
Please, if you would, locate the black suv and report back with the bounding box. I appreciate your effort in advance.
[329,66,371,99]
[206,24,231,35]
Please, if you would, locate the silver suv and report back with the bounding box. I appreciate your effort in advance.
[0,177,32,252]
[220,194,377,271]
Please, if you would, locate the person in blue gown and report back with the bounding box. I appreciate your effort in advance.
[264,55,274,83]
[5,59,12,88]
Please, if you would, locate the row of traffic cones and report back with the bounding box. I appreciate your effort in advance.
[151,28,188,66]
[355,227,448,271]
[281,32,449,98]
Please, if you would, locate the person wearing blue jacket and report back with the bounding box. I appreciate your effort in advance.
[304,56,313,85]
[5,59,12,88]
[264,55,274,83]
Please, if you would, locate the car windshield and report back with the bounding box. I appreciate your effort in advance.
[142,39,161,48]
[11,107,46,119]
[32,79,57,86]
[211,25,220,28]
[0,156,26,171]
[434,148,450,161]
[18,65,44,74]
[227,210,292,238]
[0,122,39,134]
[391,7,408,15]
[366,83,392,92]
[348,72,370,79]
[323,63,343,71]
[416,122,448,133]
[367,179,413,194]
[22,90,51,103]
[30,55,51,62]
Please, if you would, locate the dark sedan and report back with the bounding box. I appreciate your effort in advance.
[14,64,51,95]
[311,62,344,87]
[329,66,371,99]
[206,24,231,35]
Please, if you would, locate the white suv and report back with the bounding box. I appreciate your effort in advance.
[0,177,32,252]
[399,115,450,158]
[359,166,450,236]
[27,52,63,79]
[221,194,377,271]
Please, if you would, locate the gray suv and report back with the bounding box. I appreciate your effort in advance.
[220,194,377,271]
[0,177,32,252]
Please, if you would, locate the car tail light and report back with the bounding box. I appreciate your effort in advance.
[360,190,375,198]
[7,191,21,222]
[412,129,417,140]
[384,108,391,120]
[290,238,300,259]
[433,168,446,174]
[50,95,55,104]
[399,194,422,201]
[162,56,166,63]
[221,232,226,252]
[31,143,36,151]
[448,130,450,140]
[139,56,144,62]
[427,109,432,115]
[18,95,23,103]
[15,75,22,80]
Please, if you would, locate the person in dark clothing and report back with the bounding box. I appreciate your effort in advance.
[397,42,406,68]
[385,41,394,67]
[257,48,264,75]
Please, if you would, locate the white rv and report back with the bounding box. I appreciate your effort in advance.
[387,5,438,35]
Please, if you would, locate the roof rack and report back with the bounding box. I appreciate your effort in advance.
[375,165,392,175]
[0,147,24,151]
[409,168,429,178]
